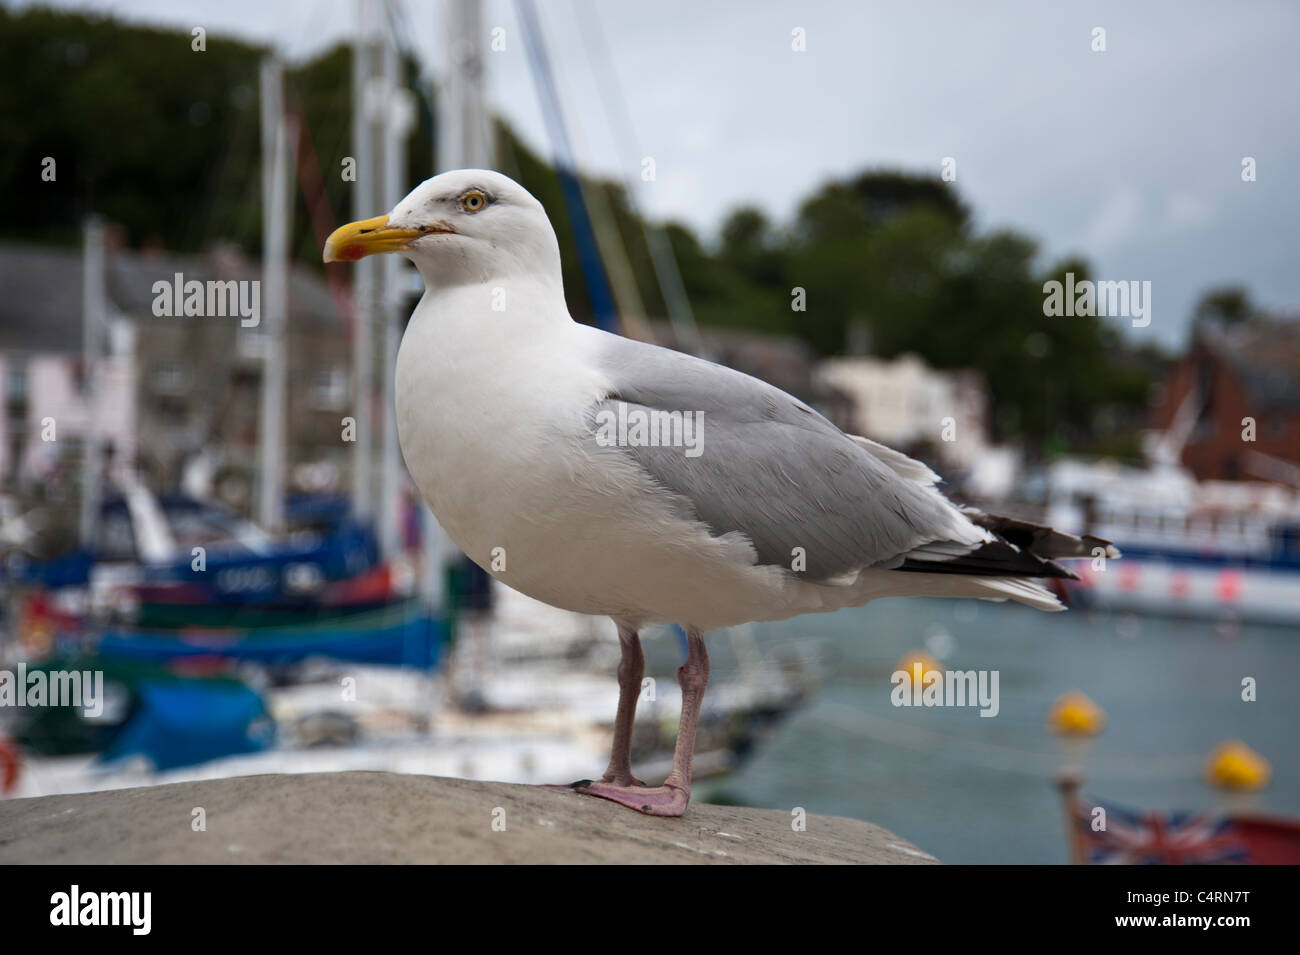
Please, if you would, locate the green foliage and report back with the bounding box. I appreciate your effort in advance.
[0,7,265,248]
[0,7,1166,452]
[1191,286,1256,328]
[0,9,431,260]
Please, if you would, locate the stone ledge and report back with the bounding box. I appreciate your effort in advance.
[0,771,939,864]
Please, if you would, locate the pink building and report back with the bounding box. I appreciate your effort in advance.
[0,243,136,492]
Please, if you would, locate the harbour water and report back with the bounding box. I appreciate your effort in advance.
[694,598,1300,864]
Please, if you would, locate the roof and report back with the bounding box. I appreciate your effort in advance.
[1197,317,1300,412]
[0,241,345,355]
[646,319,816,393]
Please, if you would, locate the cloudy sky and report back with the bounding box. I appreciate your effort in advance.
[17,0,1300,345]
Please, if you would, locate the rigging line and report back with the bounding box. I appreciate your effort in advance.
[495,115,523,182]
[580,182,656,342]
[571,0,706,358]
[380,0,438,195]
[386,0,437,156]
[285,90,358,348]
[515,0,620,334]
[382,0,421,72]
[542,7,653,342]
[192,5,296,257]
[815,701,1206,782]
[381,0,404,51]
[189,56,258,254]
[190,112,235,251]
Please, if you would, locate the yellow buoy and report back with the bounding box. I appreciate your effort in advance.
[1206,741,1271,791]
[895,649,944,679]
[1048,691,1105,736]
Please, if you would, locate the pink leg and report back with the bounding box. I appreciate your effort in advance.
[601,622,646,787]
[574,626,710,817]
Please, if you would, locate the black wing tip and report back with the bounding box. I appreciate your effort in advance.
[962,508,1121,562]
[896,539,1077,580]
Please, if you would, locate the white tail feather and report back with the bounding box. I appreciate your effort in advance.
[973,576,1066,612]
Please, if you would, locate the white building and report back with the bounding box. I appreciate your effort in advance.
[817,353,1017,499]
[0,330,135,491]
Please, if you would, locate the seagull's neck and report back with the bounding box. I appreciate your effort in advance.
[409,268,573,344]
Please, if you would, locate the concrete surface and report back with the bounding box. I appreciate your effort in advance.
[0,771,939,864]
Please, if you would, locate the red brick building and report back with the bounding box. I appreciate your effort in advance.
[1149,318,1300,482]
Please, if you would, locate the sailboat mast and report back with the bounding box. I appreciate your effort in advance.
[440,0,491,170]
[351,0,379,522]
[409,0,493,612]
[78,216,106,548]
[378,19,414,560]
[257,55,291,533]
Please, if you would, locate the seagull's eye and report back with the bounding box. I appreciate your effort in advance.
[460,191,488,213]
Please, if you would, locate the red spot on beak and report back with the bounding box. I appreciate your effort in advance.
[339,245,367,261]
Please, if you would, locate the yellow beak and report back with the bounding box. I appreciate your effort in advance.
[322,215,425,263]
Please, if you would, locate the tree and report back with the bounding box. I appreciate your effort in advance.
[0,7,1161,454]
[1192,286,1256,327]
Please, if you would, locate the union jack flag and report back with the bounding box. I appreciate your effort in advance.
[1074,798,1248,865]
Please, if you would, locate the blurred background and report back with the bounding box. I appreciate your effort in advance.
[0,0,1297,863]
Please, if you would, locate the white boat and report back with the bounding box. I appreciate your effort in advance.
[1042,459,1300,624]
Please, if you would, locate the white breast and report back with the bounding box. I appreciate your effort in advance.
[398,288,588,535]
[395,290,891,629]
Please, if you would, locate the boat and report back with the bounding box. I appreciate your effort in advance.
[95,600,444,668]
[6,490,383,619]
[1056,771,1300,864]
[129,557,413,628]
[9,655,275,772]
[1041,459,1300,624]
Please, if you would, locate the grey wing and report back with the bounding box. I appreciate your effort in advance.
[586,333,984,581]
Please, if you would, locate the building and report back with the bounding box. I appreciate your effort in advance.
[1147,318,1300,483]
[0,239,364,513]
[647,321,855,432]
[0,244,135,496]
[817,353,992,471]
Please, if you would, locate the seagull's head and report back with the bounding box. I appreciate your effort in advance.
[323,169,561,287]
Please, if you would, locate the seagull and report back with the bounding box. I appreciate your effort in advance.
[324,169,1119,817]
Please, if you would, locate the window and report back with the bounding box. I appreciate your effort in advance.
[238,325,269,360]
[6,365,27,406]
[152,360,187,396]
[169,507,257,555]
[97,509,137,562]
[310,367,348,411]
